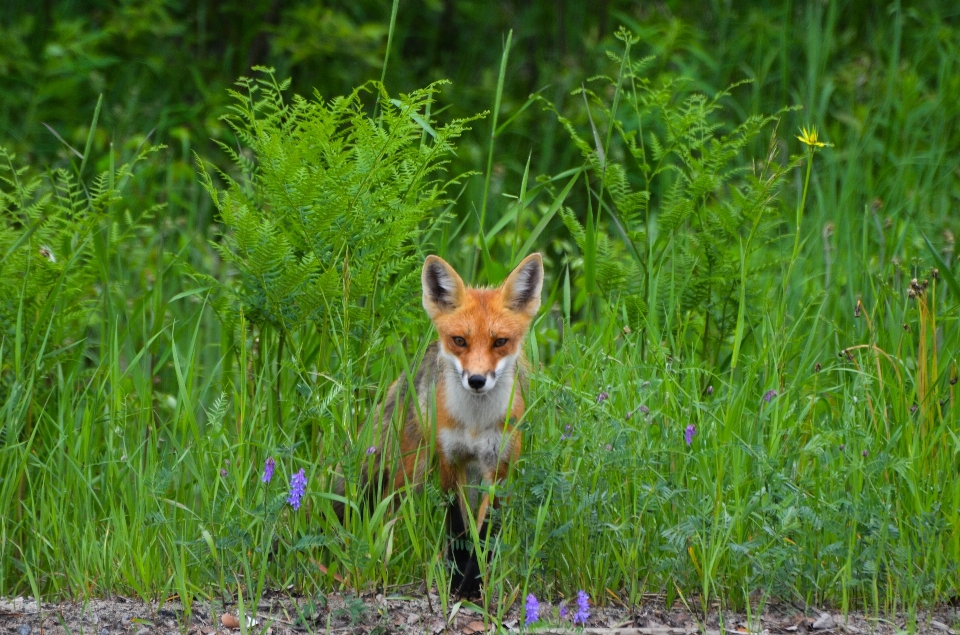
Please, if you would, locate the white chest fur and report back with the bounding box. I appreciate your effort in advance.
[438,364,518,472]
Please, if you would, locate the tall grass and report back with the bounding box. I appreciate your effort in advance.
[2,1,959,627]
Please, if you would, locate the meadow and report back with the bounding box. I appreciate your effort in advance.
[1,0,959,629]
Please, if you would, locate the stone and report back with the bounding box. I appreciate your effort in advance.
[812,613,837,630]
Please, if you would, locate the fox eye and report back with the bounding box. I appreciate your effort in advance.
[493,338,509,348]
[452,336,467,348]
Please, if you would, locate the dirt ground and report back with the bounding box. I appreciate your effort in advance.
[1,590,958,635]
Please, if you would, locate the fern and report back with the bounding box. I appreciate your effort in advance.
[553,29,801,362]
[0,145,156,373]
[201,71,479,365]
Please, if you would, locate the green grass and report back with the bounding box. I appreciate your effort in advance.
[2,0,960,628]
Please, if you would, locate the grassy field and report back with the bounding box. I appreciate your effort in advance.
[2,0,959,628]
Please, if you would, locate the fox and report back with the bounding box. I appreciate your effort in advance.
[342,252,543,595]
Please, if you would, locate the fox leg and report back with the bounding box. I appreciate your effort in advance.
[438,454,472,525]
[439,457,484,597]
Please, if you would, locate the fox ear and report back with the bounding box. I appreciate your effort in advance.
[502,253,543,316]
[422,255,466,318]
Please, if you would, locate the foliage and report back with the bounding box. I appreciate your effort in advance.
[1,0,960,621]
[0,144,155,372]
[551,30,800,361]
[201,72,477,360]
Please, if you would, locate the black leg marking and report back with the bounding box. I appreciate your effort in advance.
[447,501,485,598]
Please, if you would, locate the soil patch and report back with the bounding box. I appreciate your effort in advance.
[1,592,957,634]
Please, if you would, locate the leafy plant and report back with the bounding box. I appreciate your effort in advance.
[552,30,800,364]
[200,70,480,366]
[0,143,155,374]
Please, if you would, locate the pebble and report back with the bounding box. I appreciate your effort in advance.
[18,625,31,635]
[101,629,110,635]
[812,613,837,630]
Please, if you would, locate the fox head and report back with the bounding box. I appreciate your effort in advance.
[422,253,544,395]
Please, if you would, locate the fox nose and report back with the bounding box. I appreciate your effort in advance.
[467,374,487,390]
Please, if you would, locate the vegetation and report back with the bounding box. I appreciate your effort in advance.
[1,0,959,627]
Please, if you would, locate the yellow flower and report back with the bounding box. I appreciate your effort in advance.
[797,126,828,148]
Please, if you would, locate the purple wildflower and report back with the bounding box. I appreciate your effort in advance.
[262,457,276,484]
[597,391,609,404]
[639,405,650,415]
[684,424,696,446]
[524,594,539,625]
[366,446,376,455]
[763,389,778,403]
[220,468,228,478]
[862,449,869,457]
[559,604,568,619]
[573,590,590,625]
[287,468,307,510]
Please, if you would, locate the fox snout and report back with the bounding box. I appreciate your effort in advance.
[445,352,502,393]
[467,374,487,391]
[463,369,497,393]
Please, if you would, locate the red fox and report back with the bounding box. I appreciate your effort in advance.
[347,253,543,594]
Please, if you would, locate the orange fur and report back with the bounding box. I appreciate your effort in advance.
[371,253,543,531]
